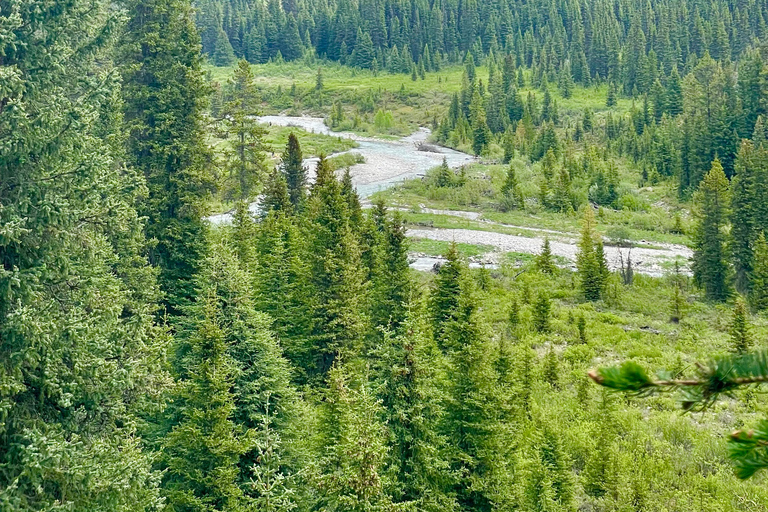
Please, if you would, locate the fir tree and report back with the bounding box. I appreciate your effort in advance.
[222,59,268,200]
[0,2,166,506]
[750,233,768,311]
[501,162,525,210]
[162,296,253,511]
[536,238,556,274]
[730,297,753,354]
[577,316,588,344]
[121,0,216,316]
[543,347,560,389]
[692,159,731,302]
[318,363,391,512]
[533,292,552,333]
[373,311,456,510]
[213,27,237,66]
[305,156,369,376]
[431,243,475,352]
[577,208,609,301]
[281,133,307,210]
[262,166,292,215]
[445,316,504,511]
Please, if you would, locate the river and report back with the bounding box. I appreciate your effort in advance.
[207,116,475,224]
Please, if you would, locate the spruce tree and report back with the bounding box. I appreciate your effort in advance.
[750,233,768,311]
[373,311,456,510]
[543,346,560,389]
[536,238,556,274]
[0,2,166,507]
[577,208,609,301]
[193,243,303,502]
[162,296,252,511]
[501,162,525,210]
[533,292,552,333]
[577,316,588,344]
[222,59,268,200]
[730,297,753,354]
[444,311,505,511]
[317,363,391,512]
[282,133,307,210]
[431,243,475,352]
[305,156,369,376]
[213,27,237,66]
[262,166,292,216]
[121,0,215,316]
[692,159,731,302]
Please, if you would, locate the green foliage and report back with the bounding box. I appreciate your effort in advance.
[730,297,752,354]
[221,60,268,200]
[281,133,307,210]
[750,232,768,311]
[577,208,609,301]
[431,243,476,352]
[163,296,252,511]
[0,2,166,508]
[121,0,215,316]
[692,159,731,302]
[536,238,556,274]
[532,292,552,333]
[317,363,391,512]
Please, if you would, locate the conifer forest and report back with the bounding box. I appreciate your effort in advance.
[8,0,768,510]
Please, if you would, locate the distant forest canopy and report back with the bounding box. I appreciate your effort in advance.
[196,0,768,86]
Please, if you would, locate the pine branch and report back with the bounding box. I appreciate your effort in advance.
[588,349,768,411]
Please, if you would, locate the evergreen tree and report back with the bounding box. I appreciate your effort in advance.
[318,363,391,512]
[444,313,505,511]
[501,162,525,210]
[352,28,375,69]
[692,159,731,302]
[213,27,237,66]
[730,297,752,354]
[163,296,252,511]
[577,316,588,344]
[262,166,292,215]
[121,0,216,316]
[536,238,556,274]
[0,2,166,507]
[281,133,307,210]
[543,346,560,389]
[526,426,575,511]
[370,209,411,331]
[577,208,608,301]
[305,156,369,376]
[532,292,552,333]
[431,243,475,352]
[731,141,768,293]
[606,82,618,107]
[750,233,768,311]
[373,311,457,510]
[222,59,268,200]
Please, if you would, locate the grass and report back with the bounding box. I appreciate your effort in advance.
[409,238,495,258]
[327,152,365,170]
[261,124,357,156]
[376,160,692,247]
[205,59,637,141]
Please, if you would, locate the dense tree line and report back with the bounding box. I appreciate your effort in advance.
[5,1,768,510]
[196,0,768,84]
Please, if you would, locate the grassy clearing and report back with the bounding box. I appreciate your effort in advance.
[409,238,494,258]
[376,160,692,247]
[327,152,365,170]
[205,60,636,140]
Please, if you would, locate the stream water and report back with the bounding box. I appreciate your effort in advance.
[207,116,475,225]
